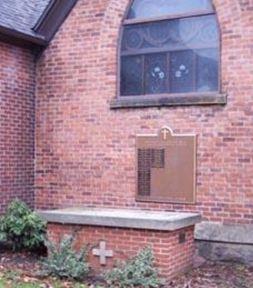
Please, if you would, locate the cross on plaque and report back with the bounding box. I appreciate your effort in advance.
[161,127,171,140]
[92,241,113,266]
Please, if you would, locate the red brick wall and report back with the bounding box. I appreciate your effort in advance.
[35,0,253,224]
[47,223,195,280]
[0,42,35,213]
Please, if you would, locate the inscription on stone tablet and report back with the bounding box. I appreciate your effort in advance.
[136,127,196,204]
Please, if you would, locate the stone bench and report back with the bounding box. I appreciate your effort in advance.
[38,208,201,280]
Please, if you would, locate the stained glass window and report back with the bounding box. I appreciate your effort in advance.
[170,50,195,93]
[145,53,167,94]
[121,55,143,96]
[128,0,213,20]
[120,0,220,97]
[197,49,219,92]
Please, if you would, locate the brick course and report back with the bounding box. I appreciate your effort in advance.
[47,223,195,280]
[35,0,253,224]
[0,42,35,213]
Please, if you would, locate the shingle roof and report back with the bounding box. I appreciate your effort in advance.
[0,0,78,47]
[0,0,51,37]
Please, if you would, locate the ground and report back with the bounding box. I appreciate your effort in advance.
[0,251,252,288]
[169,262,253,288]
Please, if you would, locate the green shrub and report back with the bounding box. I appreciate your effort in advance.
[105,247,163,288]
[41,235,89,280]
[0,199,46,251]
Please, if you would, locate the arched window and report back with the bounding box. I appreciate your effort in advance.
[117,0,223,107]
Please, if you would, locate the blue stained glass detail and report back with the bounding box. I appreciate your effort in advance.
[197,48,219,92]
[121,55,143,96]
[145,53,167,94]
[121,16,219,54]
[128,0,213,20]
[120,0,220,96]
[170,50,195,93]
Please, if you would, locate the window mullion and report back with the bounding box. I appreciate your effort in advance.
[193,51,197,92]
[142,54,145,95]
[167,52,170,94]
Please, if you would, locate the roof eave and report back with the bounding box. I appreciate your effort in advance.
[33,0,78,42]
[0,25,47,48]
[0,0,78,48]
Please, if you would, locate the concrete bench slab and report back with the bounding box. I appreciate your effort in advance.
[38,207,201,231]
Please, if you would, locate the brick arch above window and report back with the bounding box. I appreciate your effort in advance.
[111,0,227,109]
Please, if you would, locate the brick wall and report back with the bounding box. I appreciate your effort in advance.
[35,0,253,224]
[47,223,195,280]
[0,42,35,213]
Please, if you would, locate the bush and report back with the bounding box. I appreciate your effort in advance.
[41,235,89,280]
[0,199,46,251]
[105,247,163,288]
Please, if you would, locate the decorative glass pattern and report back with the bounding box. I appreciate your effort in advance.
[120,0,220,97]
[121,55,143,96]
[122,16,219,54]
[197,48,218,92]
[128,0,213,20]
[170,50,195,93]
[145,53,167,94]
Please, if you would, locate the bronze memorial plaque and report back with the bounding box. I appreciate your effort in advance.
[136,127,197,204]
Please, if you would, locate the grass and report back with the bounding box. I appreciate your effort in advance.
[0,278,89,288]
[0,282,41,288]
[0,270,92,288]
[0,281,88,288]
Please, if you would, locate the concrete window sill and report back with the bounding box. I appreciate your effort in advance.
[110,93,227,109]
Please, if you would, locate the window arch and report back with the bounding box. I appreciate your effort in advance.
[118,0,222,104]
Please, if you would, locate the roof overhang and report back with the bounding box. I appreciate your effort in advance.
[0,0,78,48]
[34,0,78,43]
[0,25,47,48]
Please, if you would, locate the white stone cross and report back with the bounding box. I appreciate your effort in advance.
[161,128,170,140]
[92,241,113,266]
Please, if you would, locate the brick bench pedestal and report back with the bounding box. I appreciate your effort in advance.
[39,208,201,280]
